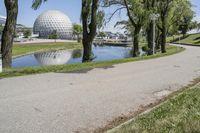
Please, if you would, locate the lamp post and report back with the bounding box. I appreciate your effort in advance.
[0,54,2,73]
[150,13,160,54]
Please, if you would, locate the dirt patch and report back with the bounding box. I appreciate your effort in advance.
[154,90,171,97]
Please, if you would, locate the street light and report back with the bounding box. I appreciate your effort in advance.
[150,13,160,54]
[0,54,2,73]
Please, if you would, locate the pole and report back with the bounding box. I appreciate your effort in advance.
[0,54,2,73]
[153,19,155,55]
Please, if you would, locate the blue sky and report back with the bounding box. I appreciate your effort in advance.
[0,0,200,32]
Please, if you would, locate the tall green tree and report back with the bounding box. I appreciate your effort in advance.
[155,0,193,51]
[123,0,148,57]
[178,16,193,37]
[155,0,191,52]
[156,0,174,53]
[73,24,83,43]
[23,29,32,38]
[48,30,59,42]
[98,31,106,38]
[1,0,18,68]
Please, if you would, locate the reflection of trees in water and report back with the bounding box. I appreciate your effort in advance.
[124,48,146,58]
[123,48,133,58]
[72,49,82,59]
[72,48,97,60]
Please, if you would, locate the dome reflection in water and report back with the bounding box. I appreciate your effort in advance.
[34,50,73,66]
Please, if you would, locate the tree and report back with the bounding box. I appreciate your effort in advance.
[96,10,105,31]
[98,31,106,38]
[157,0,172,53]
[155,0,193,53]
[167,0,193,35]
[123,0,148,57]
[48,30,59,42]
[32,0,47,10]
[81,0,100,62]
[109,0,149,56]
[156,0,178,53]
[176,4,195,37]
[73,24,82,43]
[178,17,193,37]
[0,25,3,35]
[23,29,32,38]
[1,0,18,68]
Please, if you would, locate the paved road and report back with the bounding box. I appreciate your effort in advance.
[0,45,200,133]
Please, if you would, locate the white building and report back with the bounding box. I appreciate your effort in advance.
[0,15,6,25]
[0,15,6,40]
[33,10,73,39]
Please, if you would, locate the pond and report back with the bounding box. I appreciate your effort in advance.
[12,45,144,68]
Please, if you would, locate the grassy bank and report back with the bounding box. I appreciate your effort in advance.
[167,35,182,43]
[13,42,82,57]
[174,33,200,45]
[109,79,200,133]
[0,45,184,79]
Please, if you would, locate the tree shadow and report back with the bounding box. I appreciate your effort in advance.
[58,65,115,74]
[194,37,200,41]
[194,40,200,44]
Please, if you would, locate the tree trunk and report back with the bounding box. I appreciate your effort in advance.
[77,34,81,43]
[1,0,18,68]
[82,37,92,62]
[133,27,141,57]
[146,22,154,55]
[81,0,98,62]
[161,17,167,53]
[156,32,161,49]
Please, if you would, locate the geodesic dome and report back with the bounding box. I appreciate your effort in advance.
[33,10,73,39]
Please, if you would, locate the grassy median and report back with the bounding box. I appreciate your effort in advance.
[13,42,82,57]
[109,79,200,133]
[0,45,184,79]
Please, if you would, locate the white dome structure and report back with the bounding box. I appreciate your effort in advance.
[33,10,73,39]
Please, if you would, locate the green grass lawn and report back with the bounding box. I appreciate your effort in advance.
[109,79,200,133]
[13,42,82,57]
[0,45,184,79]
[174,33,200,45]
[167,35,182,43]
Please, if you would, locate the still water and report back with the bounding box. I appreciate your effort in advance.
[12,45,143,68]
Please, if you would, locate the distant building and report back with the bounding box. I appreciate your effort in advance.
[188,29,200,34]
[104,32,126,40]
[0,15,6,40]
[33,10,73,39]
[0,15,6,25]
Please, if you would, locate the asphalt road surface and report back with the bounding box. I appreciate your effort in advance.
[0,45,200,133]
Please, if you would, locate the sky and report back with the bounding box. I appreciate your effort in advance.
[0,0,200,32]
